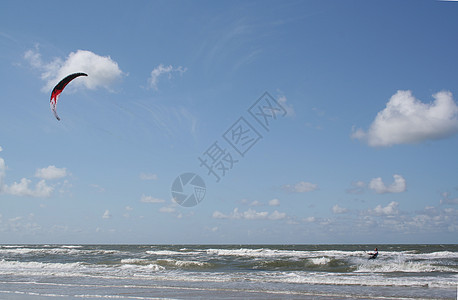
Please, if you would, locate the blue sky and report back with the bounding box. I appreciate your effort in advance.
[1,0,457,244]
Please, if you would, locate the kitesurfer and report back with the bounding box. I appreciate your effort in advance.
[368,247,378,259]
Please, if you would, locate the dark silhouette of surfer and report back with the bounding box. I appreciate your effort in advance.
[368,248,378,259]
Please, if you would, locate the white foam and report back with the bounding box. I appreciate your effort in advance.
[0,259,87,278]
[410,251,458,259]
[120,263,164,272]
[0,259,83,270]
[60,245,83,249]
[206,248,376,260]
[308,257,331,265]
[120,258,149,264]
[0,247,120,256]
[121,258,211,269]
[206,248,308,258]
[156,258,211,268]
[356,261,457,273]
[145,250,184,256]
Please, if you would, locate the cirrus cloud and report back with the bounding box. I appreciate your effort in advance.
[148,64,186,90]
[352,90,458,147]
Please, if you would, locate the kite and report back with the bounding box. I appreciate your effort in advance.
[50,72,88,120]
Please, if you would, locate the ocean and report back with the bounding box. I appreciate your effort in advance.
[0,244,456,299]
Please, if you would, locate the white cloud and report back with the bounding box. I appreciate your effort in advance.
[140,194,165,203]
[35,165,67,180]
[352,90,458,147]
[305,216,316,223]
[269,198,280,206]
[24,48,124,92]
[139,173,158,180]
[332,204,348,214]
[212,211,227,219]
[249,200,262,206]
[283,181,318,193]
[295,204,458,238]
[90,184,105,192]
[369,174,406,194]
[148,64,186,90]
[277,95,295,117]
[0,157,6,193]
[6,178,53,197]
[0,146,6,193]
[0,151,56,198]
[0,214,42,234]
[243,209,269,220]
[159,206,176,213]
[369,201,399,216]
[102,210,111,219]
[440,192,458,205]
[346,180,366,194]
[212,208,286,221]
[269,210,286,220]
[58,179,72,195]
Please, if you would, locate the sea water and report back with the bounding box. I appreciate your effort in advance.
[0,244,456,299]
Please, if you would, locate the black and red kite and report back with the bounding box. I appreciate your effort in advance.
[50,72,87,120]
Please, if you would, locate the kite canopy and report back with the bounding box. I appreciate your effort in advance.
[50,72,88,120]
